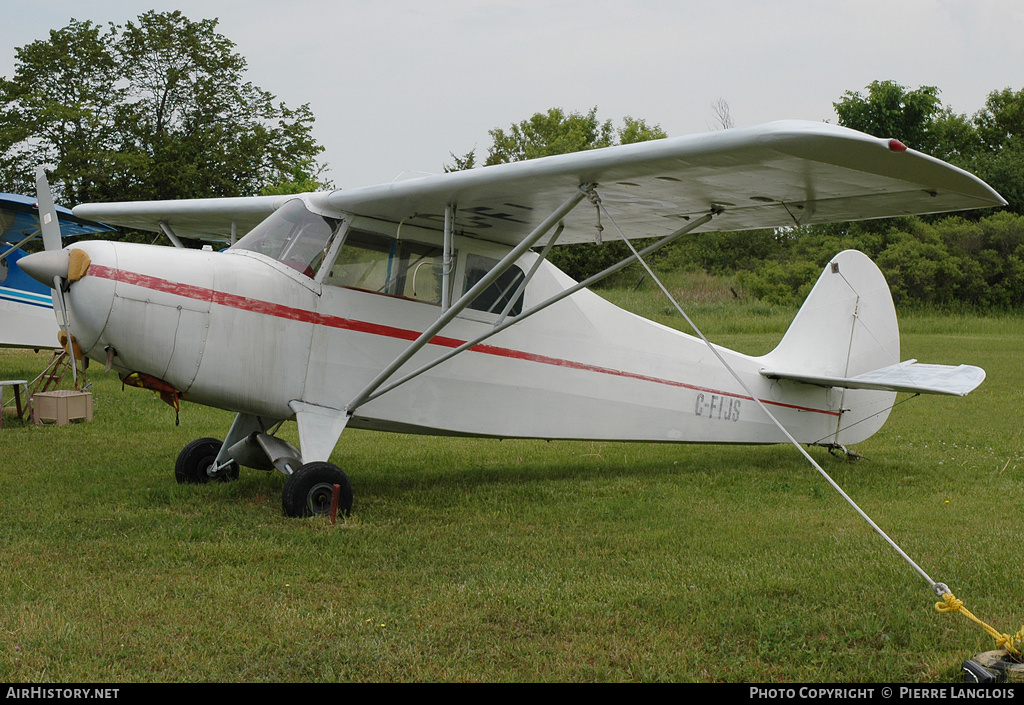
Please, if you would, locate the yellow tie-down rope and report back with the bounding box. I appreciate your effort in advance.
[936,588,1024,660]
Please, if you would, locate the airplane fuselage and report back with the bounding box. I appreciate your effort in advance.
[1,248,61,349]
[23,120,995,516]
[63,224,880,451]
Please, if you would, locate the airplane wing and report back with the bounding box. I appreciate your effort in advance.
[72,120,1005,246]
[759,359,987,396]
[1,192,115,246]
[72,195,285,243]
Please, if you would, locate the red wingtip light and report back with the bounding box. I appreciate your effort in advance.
[888,138,908,152]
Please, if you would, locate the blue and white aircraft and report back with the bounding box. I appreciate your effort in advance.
[1,192,113,349]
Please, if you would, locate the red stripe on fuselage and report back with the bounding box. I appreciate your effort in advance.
[89,264,839,417]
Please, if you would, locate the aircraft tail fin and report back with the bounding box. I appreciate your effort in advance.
[760,250,901,384]
[755,250,983,446]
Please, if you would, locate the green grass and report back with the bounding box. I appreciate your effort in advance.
[1,280,1023,682]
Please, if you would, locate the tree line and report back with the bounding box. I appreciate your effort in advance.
[0,11,327,206]
[708,81,1024,310]
[450,83,1024,310]
[2,12,1020,309]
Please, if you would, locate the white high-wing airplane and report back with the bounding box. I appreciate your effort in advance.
[19,121,1004,517]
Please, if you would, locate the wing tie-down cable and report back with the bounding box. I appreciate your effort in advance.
[591,189,1023,661]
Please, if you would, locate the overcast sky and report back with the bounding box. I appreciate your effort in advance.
[3,1,1023,191]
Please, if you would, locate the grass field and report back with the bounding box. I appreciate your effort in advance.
[1,274,1022,682]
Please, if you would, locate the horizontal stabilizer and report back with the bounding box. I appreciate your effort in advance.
[759,359,986,396]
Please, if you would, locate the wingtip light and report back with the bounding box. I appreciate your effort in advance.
[888,138,908,152]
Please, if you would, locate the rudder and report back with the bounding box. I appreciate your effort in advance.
[757,250,900,446]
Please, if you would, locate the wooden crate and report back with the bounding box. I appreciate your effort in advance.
[31,390,93,426]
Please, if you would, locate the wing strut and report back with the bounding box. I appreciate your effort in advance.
[344,185,593,416]
[159,221,185,249]
[354,208,718,409]
[442,204,455,311]
[0,232,40,264]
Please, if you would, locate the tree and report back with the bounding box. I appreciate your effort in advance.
[961,87,1024,215]
[833,80,948,155]
[832,80,1024,216]
[483,107,616,165]
[479,107,665,166]
[447,107,667,281]
[445,108,665,174]
[709,98,734,131]
[444,149,476,173]
[618,115,668,144]
[0,19,124,202]
[973,88,1024,151]
[0,11,328,208]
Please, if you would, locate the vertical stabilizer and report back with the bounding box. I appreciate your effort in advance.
[757,250,900,445]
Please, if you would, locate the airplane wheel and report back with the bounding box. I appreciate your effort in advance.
[282,461,353,518]
[175,437,240,484]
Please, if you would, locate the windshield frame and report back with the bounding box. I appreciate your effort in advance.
[229,198,343,278]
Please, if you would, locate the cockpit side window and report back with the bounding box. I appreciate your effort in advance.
[230,199,341,277]
[464,254,525,317]
[325,229,448,305]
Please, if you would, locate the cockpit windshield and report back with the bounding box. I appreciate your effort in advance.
[229,199,341,278]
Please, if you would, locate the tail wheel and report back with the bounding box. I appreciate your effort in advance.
[175,437,239,484]
[282,461,353,518]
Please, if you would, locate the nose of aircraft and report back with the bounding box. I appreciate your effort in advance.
[19,244,113,361]
[17,248,70,286]
[19,247,93,287]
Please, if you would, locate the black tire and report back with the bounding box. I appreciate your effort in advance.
[174,437,239,484]
[281,461,353,518]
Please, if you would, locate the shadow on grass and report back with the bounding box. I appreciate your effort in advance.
[138,429,899,521]
[331,437,870,510]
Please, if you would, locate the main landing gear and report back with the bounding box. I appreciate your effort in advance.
[174,437,240,483]
[281,461,353,518]
[174,437,353,518]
